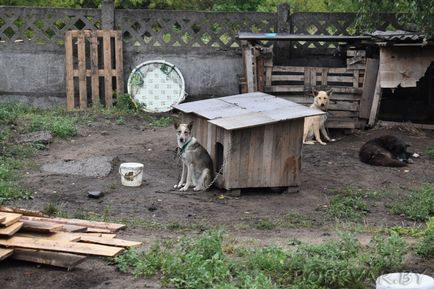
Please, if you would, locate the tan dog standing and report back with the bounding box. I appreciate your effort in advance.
[303,89,335,145]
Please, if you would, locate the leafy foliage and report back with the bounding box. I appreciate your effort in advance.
[114,230,407,289]
[388,184,434,221]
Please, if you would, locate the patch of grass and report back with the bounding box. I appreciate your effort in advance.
[114,230,406,289]
[425,148,434,159]
[326,189,369,222]
[276,211,314,228]
[0,128,32,203]
[143,114,173,128]
[388,184,434,221]
[255,218,276,230]
[28,113,78,138]
[416,218,434,259]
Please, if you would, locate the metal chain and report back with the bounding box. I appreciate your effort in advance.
[174,141,232,192]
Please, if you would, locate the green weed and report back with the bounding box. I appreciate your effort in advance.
[425,148,434,159]
[143,114,173,128]
[416,217,434,259]
[388,184,434,221]
[114,230,406,289]
[255,218,276,230]
[276,211,314,228]
[326,189,369,222]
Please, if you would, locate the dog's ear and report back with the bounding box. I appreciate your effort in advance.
[326,88,334,96]
[174,121,179,130]
[311,89,319,97]
[187,121,193,131]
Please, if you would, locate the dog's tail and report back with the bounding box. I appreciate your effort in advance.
[360,153,407,167]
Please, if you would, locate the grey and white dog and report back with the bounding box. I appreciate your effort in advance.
[174,121,213,191]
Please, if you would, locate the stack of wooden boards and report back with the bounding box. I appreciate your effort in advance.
[0,207,141,270]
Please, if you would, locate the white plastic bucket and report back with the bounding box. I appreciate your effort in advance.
[119,162,144,187]
[376,273,434,289]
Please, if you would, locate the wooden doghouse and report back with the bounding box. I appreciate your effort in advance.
[173,92,322,194]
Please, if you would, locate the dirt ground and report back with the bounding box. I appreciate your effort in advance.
[1,115,434,289]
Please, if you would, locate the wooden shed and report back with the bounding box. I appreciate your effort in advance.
[173,92,323,194]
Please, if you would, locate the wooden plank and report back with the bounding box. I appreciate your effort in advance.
[78,233,116,238]
[12,248,87,270]
[321,67,328,86]
[114,31,124,95]
[62,224,87,232]
[0,236,124,257]
[0,213,22,227]
[368,68,382,127]
[0,207,49,218]
[20,216,126,233]
[353,69,359,87]
[273,66,305,73]
[265,85,305,93]
[256,55,265,92]
[324,75,355,83]
[272,74,305,82]
[237,128,251,188]
[90,30,100,107]
[242,41,255,93]
[79,236,142,248]
[0,214,5,223]
[264,58,273,87]
[359,58,379,119]
[261,124,274,186]
[86,227,112,233]
[16,232,81,242]
[0,248,13,261]
[103,31,113,106]
[22,220,63,233]
[247,126,264,187]
[0,222,23,237]
[72,69,117,77]
[224,130,238,189]
[77,32,87,110]
[65,31,75,110]
[328,67,353,74]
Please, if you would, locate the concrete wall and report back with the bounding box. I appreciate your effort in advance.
[0,47,243,108]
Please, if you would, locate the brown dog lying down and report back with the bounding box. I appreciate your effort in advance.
[359,135,418,167]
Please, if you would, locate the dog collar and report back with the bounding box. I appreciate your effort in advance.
[179,139,192,155]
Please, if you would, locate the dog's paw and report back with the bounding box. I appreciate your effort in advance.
[193,187,202,191]
[319,142,327,146]
[304,141,315,145]
[174,184,179,189]
[412,153,420,158]
[180,186,189,192]
[330,138,336,142]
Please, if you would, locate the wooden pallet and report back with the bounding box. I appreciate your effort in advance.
[263,65,365,129]
[0,208,140,269]
[65,30,124,110]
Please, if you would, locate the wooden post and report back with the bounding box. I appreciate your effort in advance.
[241,40,255,92]
[368,68,382,127]
[65,31,74,110]
[276,3,291,64]
[101,0,115,30]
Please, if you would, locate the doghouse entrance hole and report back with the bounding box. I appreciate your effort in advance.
[215,142,224,174]
[379,62,434,123]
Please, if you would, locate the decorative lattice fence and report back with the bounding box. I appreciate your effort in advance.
[0,7,101,48]
[115,10,276,52]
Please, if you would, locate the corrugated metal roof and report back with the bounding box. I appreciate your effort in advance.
[368,30,424,42]
[172,92,324,130]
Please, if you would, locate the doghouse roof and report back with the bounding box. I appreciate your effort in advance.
[172,92,323,130]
